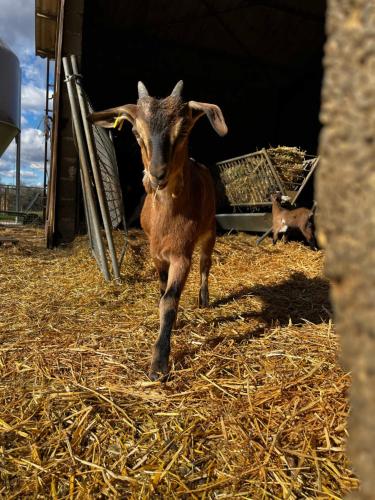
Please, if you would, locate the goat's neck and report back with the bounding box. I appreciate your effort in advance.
[272,199,283,214]
[155,148,191,205]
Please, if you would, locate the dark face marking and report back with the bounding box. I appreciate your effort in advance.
[133,96,191,189]
[271,192,282,203]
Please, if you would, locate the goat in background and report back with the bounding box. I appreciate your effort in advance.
[91,81,228,380]
[271,192,317,250]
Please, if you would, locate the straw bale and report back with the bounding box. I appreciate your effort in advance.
[0,226,358,498]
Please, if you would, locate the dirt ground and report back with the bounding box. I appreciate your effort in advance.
[0,226,358,498]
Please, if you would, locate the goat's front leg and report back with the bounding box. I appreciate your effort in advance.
[149,255,191,381]
[272,229,279,245]
[199,232,215,308]
[154,259,169,299]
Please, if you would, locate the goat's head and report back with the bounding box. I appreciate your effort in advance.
[91,81,228,190]
[270,191,291,203]
[270,191,282,202]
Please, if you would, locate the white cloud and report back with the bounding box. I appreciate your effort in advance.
[0,169,15,179]
[0,3,51,187]
[0,0,34,59]
[22,56,46,89]
[22,84,45,114]
[0,1,45,89]
[0,128,46,185]
[1,1,48,124]
[22,128,45,169]
[0,142,16,177]
[20,170,38,179]
[23,60,43,82]
[1,128,44,163]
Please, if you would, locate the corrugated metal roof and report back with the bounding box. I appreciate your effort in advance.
[35,0,59,58]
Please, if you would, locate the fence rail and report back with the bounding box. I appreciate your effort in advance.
[0,185,44,225]
[0,184,44,213]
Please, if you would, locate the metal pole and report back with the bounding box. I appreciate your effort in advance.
[62,57,110,281]
[290,157,319,206]
[256,227,273,246]
[79,167,95,258]
[15,132,21,214]
[43,58,50,222]
[70,55,121,281]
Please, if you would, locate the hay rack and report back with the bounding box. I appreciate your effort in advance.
[216,148,319,235]
[217,148,318,208]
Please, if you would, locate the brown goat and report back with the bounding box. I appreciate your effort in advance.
[271,192,317,249]
[91,81,228,380]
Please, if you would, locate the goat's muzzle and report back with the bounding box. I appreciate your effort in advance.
[150,166,169,190]
[150,175,168,190]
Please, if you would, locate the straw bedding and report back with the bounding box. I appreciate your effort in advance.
[0,227,358,498]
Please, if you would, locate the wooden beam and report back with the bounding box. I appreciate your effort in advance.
[46,0,65,248]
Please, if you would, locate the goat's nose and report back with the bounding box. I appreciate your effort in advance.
[154,171,166,181]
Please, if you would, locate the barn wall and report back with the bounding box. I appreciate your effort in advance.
[317,1,375,497]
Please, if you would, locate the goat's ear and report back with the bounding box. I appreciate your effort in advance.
[90,104,137,128]
[188,101,228,137]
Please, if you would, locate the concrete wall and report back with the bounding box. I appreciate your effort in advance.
[317,1,375,497]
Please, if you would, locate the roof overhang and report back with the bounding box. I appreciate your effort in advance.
[35,0,60,58]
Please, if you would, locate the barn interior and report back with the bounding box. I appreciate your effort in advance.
[81,0,326,219]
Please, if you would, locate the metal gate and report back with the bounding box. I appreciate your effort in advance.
[63,55,127,281]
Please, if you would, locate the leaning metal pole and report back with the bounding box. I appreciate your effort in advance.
[62,57,110,281]
[70,55,121,281]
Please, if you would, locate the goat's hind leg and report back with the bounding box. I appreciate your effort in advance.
[199,231,215,308]
[149,255,191,381]
[301,225,318,251]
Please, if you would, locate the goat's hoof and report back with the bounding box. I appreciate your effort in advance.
[199,292,209,308]
[149,358,169,382]
[148,369,169,382]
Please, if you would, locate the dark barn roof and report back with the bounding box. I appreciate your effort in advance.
[35,0,59,58]
[36,0,326,69]
[89,1,325,87]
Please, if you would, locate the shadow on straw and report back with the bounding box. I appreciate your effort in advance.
[211,272,331,327]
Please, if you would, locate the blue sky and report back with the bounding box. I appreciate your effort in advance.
[0,0,49,187]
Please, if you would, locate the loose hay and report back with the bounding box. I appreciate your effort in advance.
[267,147,306,191]
[0,227,358,498]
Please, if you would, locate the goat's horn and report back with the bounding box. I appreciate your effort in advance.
[138,81,149,99]
[170,80,183,97]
